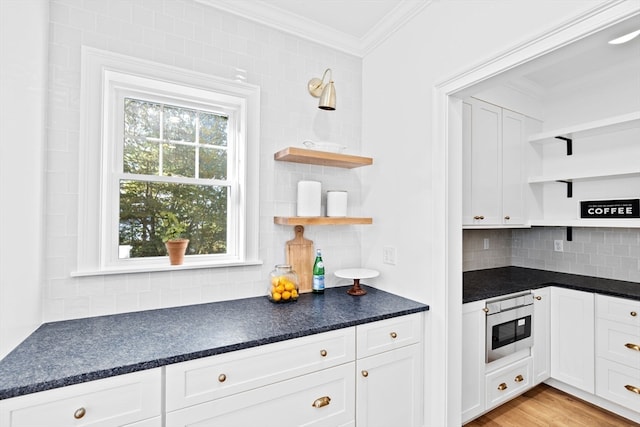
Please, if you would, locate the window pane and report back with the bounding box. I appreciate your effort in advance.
[119,180,228,258]
[123,136,159,175]
[163,143,195,177]
[200,112,228,146]
[199,146,227,179]
[164,106,196,142]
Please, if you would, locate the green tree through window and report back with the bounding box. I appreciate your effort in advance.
[119,98,229,259]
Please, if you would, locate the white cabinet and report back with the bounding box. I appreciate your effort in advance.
[532,287,551,385]
[527,112,640,228]
[595,294,640,414]
[165,313,424,427]
[485,356,532,411]
[461,300,486,424]
[550,287,595,393]
[462,98,527,227]
[355,313,423,427]
[0,369,162,427]
[166,327,357,427]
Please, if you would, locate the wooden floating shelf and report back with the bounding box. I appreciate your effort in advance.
[274,217,373,226]
[274,147,373,169]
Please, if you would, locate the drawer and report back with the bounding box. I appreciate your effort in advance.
[596,318,640,368]
[596,358,640,414]
[165,327,355,411]
[485,357,532,410]
[596,294,640,326]
[0,369,161,427]
[166,362,356,427]
[356,313,423,358]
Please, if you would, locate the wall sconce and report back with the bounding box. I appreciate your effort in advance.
[307,68,336,110]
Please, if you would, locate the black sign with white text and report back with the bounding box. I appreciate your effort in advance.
[580,199,640,219]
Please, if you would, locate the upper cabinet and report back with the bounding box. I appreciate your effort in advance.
[462,98,528,228]
[526,112,640,228]
[274,147,373,225]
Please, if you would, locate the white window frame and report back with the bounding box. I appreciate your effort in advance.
[74,47,261,276]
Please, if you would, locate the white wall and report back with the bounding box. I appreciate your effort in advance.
[40,0,364,321]
[0,0,47,358]
[360,1,623,425]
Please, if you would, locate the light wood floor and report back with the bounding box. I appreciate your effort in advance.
[465,384,639,426]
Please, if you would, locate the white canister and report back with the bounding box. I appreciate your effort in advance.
[297,181,321,216]
[326,190,348,217]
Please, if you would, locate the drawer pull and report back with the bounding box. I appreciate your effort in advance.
[218,374,227,383]
[473,215,485,220]
[631,311,637,317]
[362,370,369,378]
[390,332,398,339]
[625,385,640,395]
[312,396,331,408]
[320,349,327,357]
[497,383,508,391]
[514,374,524,383]
[74,407,86,420]
[625,343,640,352]
[504,216,510,220]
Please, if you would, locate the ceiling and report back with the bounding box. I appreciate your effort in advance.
[196,0,430,56]
[198,0,640,91]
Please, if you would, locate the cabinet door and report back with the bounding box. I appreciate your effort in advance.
[166,363,355,427]
[463,98,502,225]
[501,109,525,225]
[550,287,595,393]
[532,287,551,385]
[0,369,161,427]
[356,344,422,427]
[461,300,486,423]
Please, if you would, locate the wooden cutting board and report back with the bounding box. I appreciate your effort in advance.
[286,225,314,293]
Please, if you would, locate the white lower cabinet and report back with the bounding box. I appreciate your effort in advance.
[461,300,486,424]
[166,362,355,427]
[165,313,424,427]
[485,356,532,410]
[0,369,162,427]
[355,314,423,427]
[595,294,640,414]
[550,287,595,393]
[532,287,550,385]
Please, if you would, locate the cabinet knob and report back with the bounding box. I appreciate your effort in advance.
[361,370,369,378]
[631,311,637,317]
[482,307,489,313]
[390,332,398,339]
[320,349,328,357]
[625,385,640,395]
[625,343,640,352]
[312,396,331,408]
[535,295,542,301]
[74,407,86,420]
[218,373,227,383]
[497,382,508,391]
[504,215,510,220]
[514,374,524,383]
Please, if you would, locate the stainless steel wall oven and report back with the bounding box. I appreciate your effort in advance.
[485,292,534,363]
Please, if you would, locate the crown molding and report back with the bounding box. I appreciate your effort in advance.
[195,0,432,57]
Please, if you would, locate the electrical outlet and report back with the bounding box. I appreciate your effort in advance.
[383,246,397,265]
[554,240,563,252]
[483,238,490,250]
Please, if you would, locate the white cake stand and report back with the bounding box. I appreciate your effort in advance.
[334,268,380,296]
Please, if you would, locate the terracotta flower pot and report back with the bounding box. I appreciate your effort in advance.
[165,239,189,265]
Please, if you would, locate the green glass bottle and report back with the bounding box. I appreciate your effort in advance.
[312,249,325,293]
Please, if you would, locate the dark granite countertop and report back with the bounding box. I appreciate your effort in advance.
[0,286,428,400]
[464,266,640,303]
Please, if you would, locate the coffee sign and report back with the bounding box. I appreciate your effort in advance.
[580,199,640,219]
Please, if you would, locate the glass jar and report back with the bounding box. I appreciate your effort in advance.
[268,264,300,303]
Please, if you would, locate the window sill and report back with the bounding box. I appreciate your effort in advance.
[71,259,264,277]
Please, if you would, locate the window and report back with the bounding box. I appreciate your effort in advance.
[75,47,260,275]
